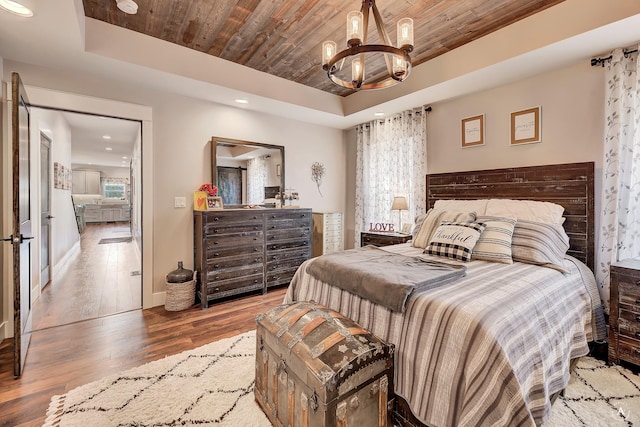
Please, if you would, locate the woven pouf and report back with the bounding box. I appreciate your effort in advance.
[164,277,196,311]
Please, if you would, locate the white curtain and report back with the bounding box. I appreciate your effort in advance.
[597,45,640,313]
[246,157,268,204]
[354,107,428,245]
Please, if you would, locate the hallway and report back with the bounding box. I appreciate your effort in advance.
[30,222,141,331]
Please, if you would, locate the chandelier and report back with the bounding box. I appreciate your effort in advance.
[321,0,414,91]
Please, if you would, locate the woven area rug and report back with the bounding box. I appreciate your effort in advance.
[44,330,640,427]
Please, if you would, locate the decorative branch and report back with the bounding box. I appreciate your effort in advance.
[311,162,325,197]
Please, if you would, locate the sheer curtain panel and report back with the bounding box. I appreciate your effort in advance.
[354,107,428,245]
[247,157,268,204]
[597,45,640,313]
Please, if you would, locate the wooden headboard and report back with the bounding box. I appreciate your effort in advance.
[426,162,595,271]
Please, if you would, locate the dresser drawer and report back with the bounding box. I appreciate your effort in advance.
[266,239,310,252]
[207,255,263,271]
[201,275,264,297]
[206,243,262,259]
[267,247,310,263]
[266,210,311,221]
[203,212,263,225]
[205,222,262,235]
[617,336,640,365]
[265,226,311,242]
[205,264,263,282]
[206,231,263,248]
[266,270,297,288]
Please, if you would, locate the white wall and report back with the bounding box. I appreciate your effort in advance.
[3,59,346,305]
[345,60,605,248]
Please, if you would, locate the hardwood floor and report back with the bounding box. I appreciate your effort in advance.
[0,287,287,427]
[31,222,141,331]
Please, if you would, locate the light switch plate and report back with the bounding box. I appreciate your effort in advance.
[174,196,186,208]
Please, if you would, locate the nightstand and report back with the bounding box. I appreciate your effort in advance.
[608,258,640,367]
[360,231,412,247]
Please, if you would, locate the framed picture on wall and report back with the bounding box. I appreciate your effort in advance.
[510,106,541,145]
[461,114,485,148]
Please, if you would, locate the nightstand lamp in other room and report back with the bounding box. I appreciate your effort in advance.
[391,196,409,233]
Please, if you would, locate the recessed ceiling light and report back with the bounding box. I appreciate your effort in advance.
[122,156,128,159]
[105,147,113,151]
[102,135,111,140]
[0,0,33,17]
[116,0,138,14]
[374,112,385,117]
[235,99,249,104]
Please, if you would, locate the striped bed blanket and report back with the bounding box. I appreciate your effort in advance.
[284,244,606,427]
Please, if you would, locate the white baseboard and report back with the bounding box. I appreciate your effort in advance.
[0,320,10,340]
[152,291,166,308]
[52,241,80,279]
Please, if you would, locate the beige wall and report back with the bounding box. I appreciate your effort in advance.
[2,59,346,313]
[345,59,605,248]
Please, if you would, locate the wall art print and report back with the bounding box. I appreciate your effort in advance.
[510,106,541,145]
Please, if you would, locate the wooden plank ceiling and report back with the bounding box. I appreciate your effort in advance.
[82,0,565,97]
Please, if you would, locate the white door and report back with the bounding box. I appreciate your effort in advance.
[40,133,52,287]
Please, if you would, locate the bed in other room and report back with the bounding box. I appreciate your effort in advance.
[283,162,606,427]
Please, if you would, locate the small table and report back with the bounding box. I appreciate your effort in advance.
[360,231,412,247]
[608,258,640,367]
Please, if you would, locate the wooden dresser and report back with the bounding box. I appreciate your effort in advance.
[194,208,312,308]
[608,258,640,367]
[312,212,343,257]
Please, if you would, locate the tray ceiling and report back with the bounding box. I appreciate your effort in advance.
[82,0,566,97]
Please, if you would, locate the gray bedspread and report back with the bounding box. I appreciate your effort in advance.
[305,245,466,312]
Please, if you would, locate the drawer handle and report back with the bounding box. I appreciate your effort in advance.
[253,248,259,252]
[254,280,259,284]
[214,264,219,268]
[254,237,258,241]
[253,216,258,219]
[214,217,220,221]
[214,241,219,245]
[213,253,219,257]
[636,315,640,322]
[636,332,640,339]
[214,230,219,233]
[214,287,220,291]
[636,280,640,286]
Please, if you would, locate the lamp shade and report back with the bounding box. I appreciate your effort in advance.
[391,196,409,211]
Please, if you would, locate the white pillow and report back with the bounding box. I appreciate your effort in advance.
[485,199,564,225]
[434,199,488,216]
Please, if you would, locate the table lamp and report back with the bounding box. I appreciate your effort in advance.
[391,196,409,233]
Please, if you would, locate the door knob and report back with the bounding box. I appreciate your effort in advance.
[46,215,55,219]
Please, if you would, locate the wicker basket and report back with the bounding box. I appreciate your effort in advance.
[164,274,196,311]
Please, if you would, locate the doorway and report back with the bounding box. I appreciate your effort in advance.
[28,108,143,332]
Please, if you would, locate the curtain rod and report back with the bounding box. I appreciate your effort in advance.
[591,48,638,67]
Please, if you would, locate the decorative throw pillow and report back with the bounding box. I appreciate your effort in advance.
[511,219,570,273]
[472,216,517,264]
[424,221,486,262]
[412,209,477,248]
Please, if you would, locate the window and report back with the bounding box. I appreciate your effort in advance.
[104,183,126,199]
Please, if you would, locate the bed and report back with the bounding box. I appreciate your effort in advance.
[283,162,606,427]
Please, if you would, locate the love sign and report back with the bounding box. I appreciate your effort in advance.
[369,222,395,232]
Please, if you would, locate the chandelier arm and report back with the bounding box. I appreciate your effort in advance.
[361,0,370,45]
[370,1,396,76]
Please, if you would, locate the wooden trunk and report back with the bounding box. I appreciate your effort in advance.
[255,302,394,427]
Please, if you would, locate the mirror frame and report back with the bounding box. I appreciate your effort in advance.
[210,136,285,205]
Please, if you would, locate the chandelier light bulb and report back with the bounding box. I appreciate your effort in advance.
[351,57,364,85]
[346,11,363,46]
[397,18,414,51]
[322,41,337,67]
[393,55,406,78]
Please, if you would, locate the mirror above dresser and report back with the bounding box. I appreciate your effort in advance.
[211,137,284,207]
